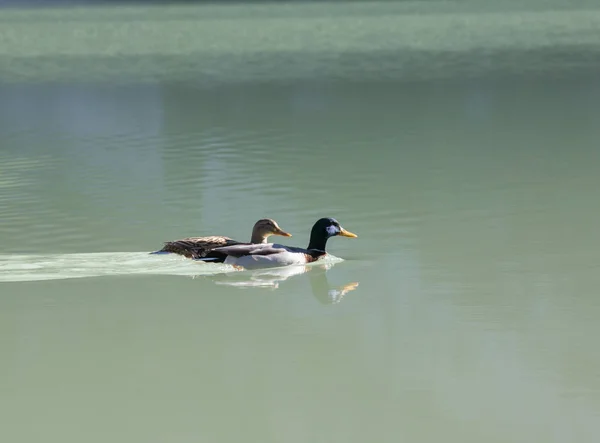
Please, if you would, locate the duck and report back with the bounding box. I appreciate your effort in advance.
[204,217,357,270]
[151,218,292,261]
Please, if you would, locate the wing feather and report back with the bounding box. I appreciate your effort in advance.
[159,235,241,258]
[212,243,313,258]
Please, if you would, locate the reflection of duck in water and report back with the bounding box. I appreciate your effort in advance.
[211,264,312,289]
[206,262,359,305]
[206,218,357,270]
[308,265,359,305]
[151,218,292,260]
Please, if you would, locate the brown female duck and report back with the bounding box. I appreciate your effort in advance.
[151,218,292,261]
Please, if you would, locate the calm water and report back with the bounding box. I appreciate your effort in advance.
[2,2,600,442]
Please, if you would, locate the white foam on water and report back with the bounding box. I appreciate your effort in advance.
[0,252,234,283]
[0,252,345,283]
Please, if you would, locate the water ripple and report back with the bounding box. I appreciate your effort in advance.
[0,252,231,283]
[0,252,345,283]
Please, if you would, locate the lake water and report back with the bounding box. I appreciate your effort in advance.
[1,2,600,442]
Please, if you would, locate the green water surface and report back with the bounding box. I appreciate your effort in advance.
[1,2,600,442]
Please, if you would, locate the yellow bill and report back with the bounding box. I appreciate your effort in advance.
[339,227,358,238]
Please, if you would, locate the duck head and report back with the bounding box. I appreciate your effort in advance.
[251,218,292,244]
[308,217,357,251]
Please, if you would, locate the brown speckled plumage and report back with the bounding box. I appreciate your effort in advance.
[154,218,291,261]
[159,236,242,259]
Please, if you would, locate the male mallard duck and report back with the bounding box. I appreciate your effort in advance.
[152,218,292,260]
[205,217,357,270]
